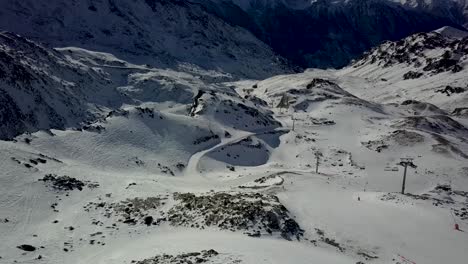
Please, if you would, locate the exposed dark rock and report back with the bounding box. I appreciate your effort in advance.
[175,163,186,171]
[39,174,88,191]
[452,107,468,117]
[315,228,344,252]
[82,124,105,133]
[381,185,468,222]
[157,163,175,176]
[357,251,379,260]
[306,78,336,89]
[436,85,466,96]
[189,90,205,117]
[85,196,166,225]
[17,244,36,251]
[362,130,424,152]
[403,71,423,80]
[423,58,461,73]
[193,134,220,145]
[134,249,227,264]
[168,192,304,240]
[392,115,468,136]
[144,216,153,226]
[355,32,468,76]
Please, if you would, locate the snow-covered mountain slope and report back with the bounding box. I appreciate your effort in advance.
[0,0,292,79]
[0,32,129,140]
[0,32,279,141]
[389,0,467,7]
[243,69,468,161]
[227,0,468,17]
[232,51,468,264]
[435,26,468,38]
[341,27,468,111]
[2,15,468,264]
[388,0,468,27]
[210,0,317,10]
[0,0,464,72]
[219,0,468,10]
[2,58,468,263]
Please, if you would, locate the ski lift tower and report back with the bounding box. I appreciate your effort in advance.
[314,151,322,174]
[398,157,417,194]
[277,93,290,114]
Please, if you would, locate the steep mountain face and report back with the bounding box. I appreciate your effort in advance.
[0,32,126,140]
[351,29,468,74]
[206,0,465,69]
[0,0,292,79]
[1,0,465,72]
[342,27,468,112]
[224,0,468,24]
[388,0,468,27]
[0,32,280,140]
[211,0,315,10]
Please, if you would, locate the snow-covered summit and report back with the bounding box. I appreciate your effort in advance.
[351,28,468,73]
[341,28,468,112]
[435,26,468,39]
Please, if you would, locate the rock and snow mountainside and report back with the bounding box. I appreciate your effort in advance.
[223,0,468,11]
[1,27,468,264]
[206,0,465,68]
[1,0,468,258]
[0,32,127,140]
[0,31,279,141]
[342,27,468,111]
[225,0,468,26]
[390,0,468,27]
[435,25,468,39]
[0,0,291,79]
[0,0,466,72]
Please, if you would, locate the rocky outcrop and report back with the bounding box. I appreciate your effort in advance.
[168,192,304,240]
[40,174,98,191]
[354,32,468,74]
[87,192,304,240]
[134,249,240,264]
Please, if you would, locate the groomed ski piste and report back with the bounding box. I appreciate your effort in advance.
[1,28,468,264]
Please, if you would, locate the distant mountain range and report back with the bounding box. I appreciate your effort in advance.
[203,0,467,68]
[218,0,468,25]
[0,0,293,79]
[1,2,468,264]
[0,0,466,72]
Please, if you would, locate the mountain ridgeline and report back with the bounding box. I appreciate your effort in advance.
[0,0,292,79]
[203,0,467,68]
[0,0,466,73]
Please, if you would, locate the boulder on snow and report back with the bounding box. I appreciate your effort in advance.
[17,244,36,251]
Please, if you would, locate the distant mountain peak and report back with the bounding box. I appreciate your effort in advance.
[434,26,468,39]
[351,29,468,73]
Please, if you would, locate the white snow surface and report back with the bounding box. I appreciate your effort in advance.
[1,29,468,264]
[435,26,468,39]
